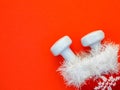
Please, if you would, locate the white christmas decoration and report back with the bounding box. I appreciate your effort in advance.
[58,42,119,88]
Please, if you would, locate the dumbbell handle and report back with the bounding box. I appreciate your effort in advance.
[90,42,101,49]
[61,48,75,61]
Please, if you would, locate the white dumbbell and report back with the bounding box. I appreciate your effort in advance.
[50,36,76,61]
[81,30,105,50]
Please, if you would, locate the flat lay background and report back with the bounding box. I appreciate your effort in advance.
[0,0,120,90]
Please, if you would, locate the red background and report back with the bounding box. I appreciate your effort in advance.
[0,0,120,90]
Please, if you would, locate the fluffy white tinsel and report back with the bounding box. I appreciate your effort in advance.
[58,42,120,88]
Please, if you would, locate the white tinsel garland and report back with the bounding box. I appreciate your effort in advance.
[58,42,120,88]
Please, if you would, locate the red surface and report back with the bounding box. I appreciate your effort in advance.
[0,0,120,90]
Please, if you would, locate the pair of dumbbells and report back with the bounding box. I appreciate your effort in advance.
[50,30,105,61]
